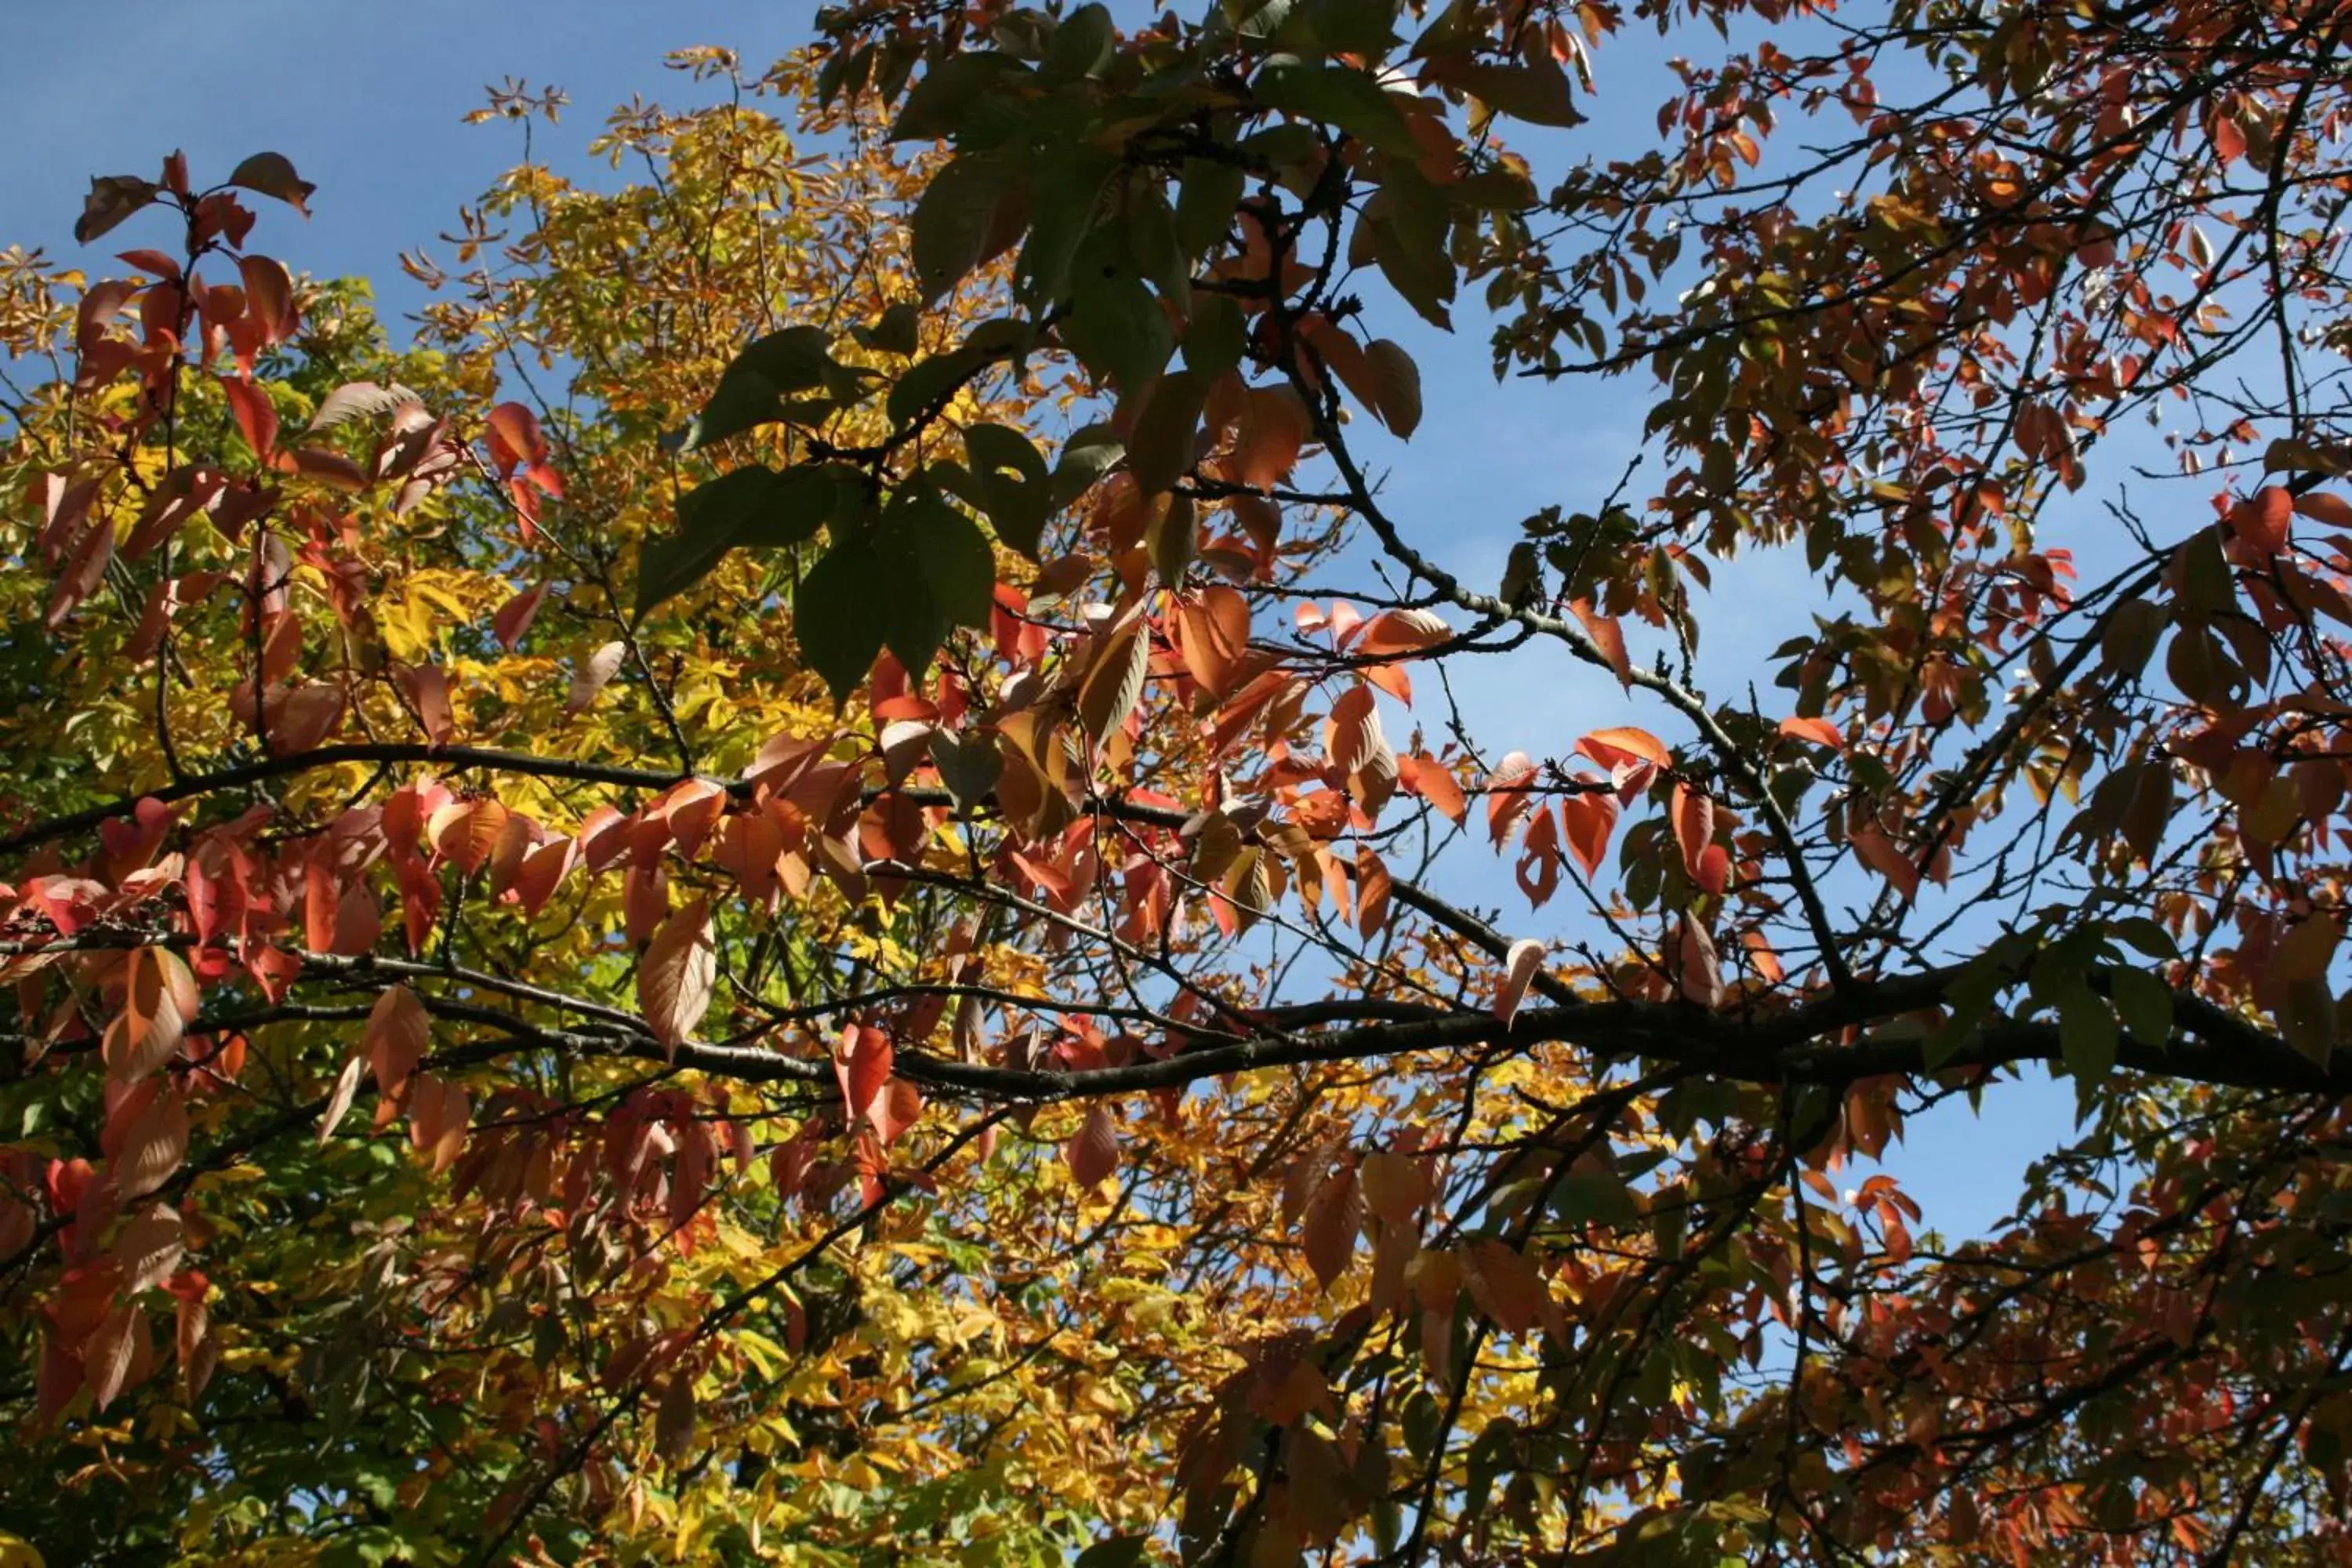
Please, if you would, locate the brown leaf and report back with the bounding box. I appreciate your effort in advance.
[366,985,430,1100]
[568,641,626,713]
[1065,1104,1119,1189]
[1495,938,1545,1025]
[641,897,717,1056]
[114,1087,189,1200]
[114,1204,184,1296]
[317,1053,365,1147]
[1301,1163,1363,1290]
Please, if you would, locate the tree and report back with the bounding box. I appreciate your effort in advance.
[5,0,2352,1561]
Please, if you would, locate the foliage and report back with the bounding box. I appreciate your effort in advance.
[5,4,2352,1565]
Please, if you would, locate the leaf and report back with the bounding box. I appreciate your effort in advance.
[114,1203,184,1296]
[930,729,1004,811]
[1495,938,1544,1025]
[912,153,1015,305]
[86,1307,140,1413]
[794,535,889,702]
[1671,784,1715,885]
[639,465,837,619]
[1560,793,1619,880]
[641,898,717,1058]
[1301,1164,1362,1289]
[567,641,626,713]
[493,583,550,650]
[1066,1104,1118,1189]
[308,380,421,431]
[1357,608,1450,658]
[1127,369,1207,496]
[227,152,316,214]
[1360,340,1423,437]
[1074,1538,1151,1568]
[1076,616,1151,749]
[655,1371,697,1465]
[107,947,198,1083]
[2056,984,2119,1081]
[115,1087,188,1200]
[1253,56,1418,153]
[1576,727,1670,771]
[1849,825,1921,902]
[75,174,162,244]
[318,1054,365,1147]
[366,985,430,1100]
[1778,716,1845,750]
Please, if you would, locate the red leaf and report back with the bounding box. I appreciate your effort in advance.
[834,1025,895,1130]
[114,1085,188,1200]
[1849,825,1920,902]
[493,583,550,650]
[1065,1104,1118,1189]
[2227,486,2292,554]
[485,401,548,474]
[220,375,279,459]
[1671,783,1715,884]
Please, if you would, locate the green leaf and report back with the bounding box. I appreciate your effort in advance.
[1061,241,1173,390]
[2108,967,2173,1050]
[912,154,1017,305]
[962,424,1054,557]
[2056,983,2119,1082]
[722,326,834,395]
[636,464,853,619]
[1176,158,1246,256]
[1015,151,1112,308]
[1253,56,1418,152]
[793,536,888,702]
[1126,368,1208,496]
[637,466,775,618]
[851,302,922,357]
[681,371,783,451]
[1183,291,1247,379]
[877,489,999,633]
[1043,4,1117,81]
[930,730,1004,812]
[887,344,990,430]
[1073,1537,1149,1568]
[890,53,1030,142]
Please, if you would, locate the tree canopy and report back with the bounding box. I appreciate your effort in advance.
[4,2,2352,1563]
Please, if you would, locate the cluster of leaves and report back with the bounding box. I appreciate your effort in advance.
[2,2,2352,1565]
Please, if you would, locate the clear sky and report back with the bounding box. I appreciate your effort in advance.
[0,1,2082,1237]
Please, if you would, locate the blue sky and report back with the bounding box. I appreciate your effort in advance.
[0,2,2082,1236]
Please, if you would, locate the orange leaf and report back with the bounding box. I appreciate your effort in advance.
[1777,715,1845,750]
[1577,726,1669,771]
[1671,783,1715,884]
[1559,792,1618,880]
[1399,750,1467,823]
[1849,825,1921,902]
[1570,599,1632,689]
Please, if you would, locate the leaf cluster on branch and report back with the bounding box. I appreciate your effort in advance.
[1,5,2351,1563]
